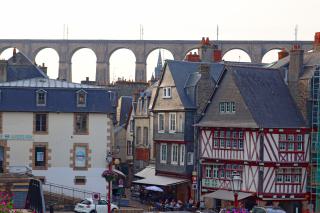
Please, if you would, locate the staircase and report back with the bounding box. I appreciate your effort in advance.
[42,182,107,211]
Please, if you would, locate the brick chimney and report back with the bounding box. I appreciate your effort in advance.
[288,44,304,105]
[278,48,289,60]
[314,32,320,51]
[196,63,215,114]
[199,37,214,62]
[39,63,48,75]
[0,60,7,82]
[185,52,200,62]
[12,48,17,64]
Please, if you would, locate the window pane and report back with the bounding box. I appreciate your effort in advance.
[75,146,87,168]
[35,146,46,167]
[75,113,88,133]
[35,114,47,132]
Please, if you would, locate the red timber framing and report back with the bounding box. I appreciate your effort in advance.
[199,127,311,199]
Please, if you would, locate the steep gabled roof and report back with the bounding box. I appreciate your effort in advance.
[6,52,47,81]
[230,66,306,128]
[118,96,133,126]
[165,60,225,109]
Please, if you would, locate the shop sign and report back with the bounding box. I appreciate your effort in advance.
[0,134,33,141]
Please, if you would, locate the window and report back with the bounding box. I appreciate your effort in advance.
[180,145,185,165]
[76,90,87,107]
[127,141,133,156]
[276,168,301,184]
[163,87,171,98]
[136,127,141,145]
[226,139,231,148]
[213,165,219,178]
[169,113,176,133]
[213,139,219,148]
[32,143,49,170]
[187,152,194,165]
[158,113,165,133]
[179,114,184,133]
[74,113,88,134]
[279,133,304,153]
[35,146,46,167]
[129,120,134,132]
[219,102,236,114]
[34,113,48,133]
[143,127,148,146]
[36,89,47,106]
[171,144,178,165]
[74,144,88,169]
[144,97,148,114]
[206,166,212,178]
[279,142,286,151]
[74,176,86,185]
[297,142,303,151]
[160,143,167,163]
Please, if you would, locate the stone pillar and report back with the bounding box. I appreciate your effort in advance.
[135,61,146,82]
[58,60,72,82]
[248,45,263,63]
[96,61,110,85]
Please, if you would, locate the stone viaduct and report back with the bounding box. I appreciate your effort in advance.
[0,39,313,85]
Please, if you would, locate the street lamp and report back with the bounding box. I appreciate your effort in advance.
[231,172,242,209]
[106,152,113,213]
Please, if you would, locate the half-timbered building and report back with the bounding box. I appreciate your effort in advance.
[197,65,310,212]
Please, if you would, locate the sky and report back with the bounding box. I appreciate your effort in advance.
[0,0,319,82]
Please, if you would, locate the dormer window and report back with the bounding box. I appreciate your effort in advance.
[36,89,47,106]
[163,87,171,98]
[76,90,87,107]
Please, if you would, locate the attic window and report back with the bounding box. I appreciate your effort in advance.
[219,102,235,114]
[163,87,171,98]
[36,89,47,106]
[76,90,87,107]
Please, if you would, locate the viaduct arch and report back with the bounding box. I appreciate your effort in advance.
[0,39,313,85]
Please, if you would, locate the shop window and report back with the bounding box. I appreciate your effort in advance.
[74,113,89,134]
[76,90,87,107]
[34,113,48,134]
[74,176,86,185]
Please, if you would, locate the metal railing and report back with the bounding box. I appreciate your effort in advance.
[42,181,107,208]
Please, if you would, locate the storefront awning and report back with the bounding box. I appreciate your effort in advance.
[202,190,253,201]
[132,175,189,186]
[134,166,155,178]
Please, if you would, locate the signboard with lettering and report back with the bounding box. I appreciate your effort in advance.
[0,134,33,141]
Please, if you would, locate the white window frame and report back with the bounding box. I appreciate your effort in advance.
[169,113,176,133]
[171,144,179,165]
[36,89,47,106]
[76,90,87,107]
[206,166,212,178]
[180,144,185,166]
[163,87,172,98]
[158,113,165,133]
[160,143,167,164]
[179,114,184,133]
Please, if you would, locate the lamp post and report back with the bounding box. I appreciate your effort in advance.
[231,172,242,209]
[106,152,113,213]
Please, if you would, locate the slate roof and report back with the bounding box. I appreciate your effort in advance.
[271,50,320,69]
[0,77,102,89]
[6,52,47,81]
[165,60,225,109]
[0,78,116,113]
[230,66,306,128]
[118,96,133,126]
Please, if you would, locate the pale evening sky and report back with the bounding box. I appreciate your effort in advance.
[0,0,319,82]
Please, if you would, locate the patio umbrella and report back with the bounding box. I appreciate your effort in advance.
[145,185,164,192]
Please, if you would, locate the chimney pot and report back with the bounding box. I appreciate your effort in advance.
[314,32,320,51]
[278,48,289,60]
[205,37,210,45]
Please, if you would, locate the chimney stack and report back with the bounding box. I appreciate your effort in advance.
[288,44,304,102]
[213,49,222,62]
[0,60,7,83]
[278,48,289,60]
[12,48,17,63]
[314,32,320,51]
[185,52,200,62]
[39,63,48,75]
